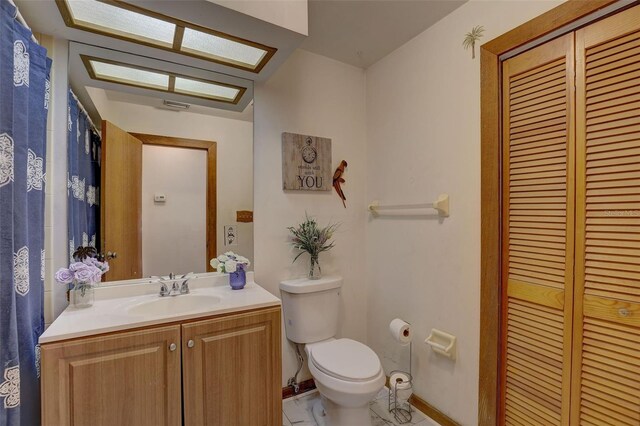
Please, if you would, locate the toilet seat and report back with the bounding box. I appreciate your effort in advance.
[308,338,382,382]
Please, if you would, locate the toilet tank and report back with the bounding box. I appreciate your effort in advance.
[279,276,342,344]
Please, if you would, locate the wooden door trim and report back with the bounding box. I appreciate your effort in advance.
[479,1,619,425]
[130,133,217,273]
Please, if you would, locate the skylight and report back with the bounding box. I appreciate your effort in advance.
[174,77,240,102]
[57,0,277,73]
[181,28,268,69]
[83,56,246,104]
[63,0,176,47]
[90,60,170,90]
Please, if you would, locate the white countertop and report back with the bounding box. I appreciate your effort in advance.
[40,272,281,344]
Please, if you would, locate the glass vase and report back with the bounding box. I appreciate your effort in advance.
[309,255,321,280]
[229,268,247,290]
[71,282,94,308]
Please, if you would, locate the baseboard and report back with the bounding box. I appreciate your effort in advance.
[282,378,316,399]
[409,393,461,426]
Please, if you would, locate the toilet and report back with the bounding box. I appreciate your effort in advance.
[280,276,385,426]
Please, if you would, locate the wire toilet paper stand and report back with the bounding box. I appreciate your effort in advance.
[388,341,413,424]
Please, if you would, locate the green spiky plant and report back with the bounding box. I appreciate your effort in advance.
[463,25,485,59]
[288,214,339,279]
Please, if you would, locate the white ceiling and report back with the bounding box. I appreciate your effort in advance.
[301,0,467,68]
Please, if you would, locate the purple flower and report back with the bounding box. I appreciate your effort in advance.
[74,266,96,283]
[90,266,104,284]
[55,268,74,284]
[83,258,109,273]
[69,262,89,272]
[83,257,97,266]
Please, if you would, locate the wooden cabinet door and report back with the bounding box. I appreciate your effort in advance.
[501,33,575,425]
[572,5,640,424]
[101,120,143,281]
[182,307,282,426]
[41,325,182,426]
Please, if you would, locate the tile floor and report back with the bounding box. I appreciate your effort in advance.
[282,388,440,426]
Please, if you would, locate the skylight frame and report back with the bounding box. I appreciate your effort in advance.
[82,55,247,104]
[57,0,277,73]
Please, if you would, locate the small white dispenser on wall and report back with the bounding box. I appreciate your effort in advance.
[425,329,456,359]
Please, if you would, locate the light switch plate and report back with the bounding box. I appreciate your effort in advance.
[224,225,238,246]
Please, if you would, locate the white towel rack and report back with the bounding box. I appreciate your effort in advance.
[368,194,450,217]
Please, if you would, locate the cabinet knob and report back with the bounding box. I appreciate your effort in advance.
[169,343,177,352]
[187,339,195,348]
[107,251,118,259]
[619,308,630,317]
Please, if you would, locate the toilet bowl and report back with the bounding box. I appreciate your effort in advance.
[279,277,385,426]
[306,338,385,425]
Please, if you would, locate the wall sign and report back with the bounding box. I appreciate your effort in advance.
[282,132,332,191]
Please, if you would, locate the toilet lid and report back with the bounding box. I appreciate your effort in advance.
[309,338,381,382]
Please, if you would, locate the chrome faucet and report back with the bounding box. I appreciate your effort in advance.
[153,273,192,297]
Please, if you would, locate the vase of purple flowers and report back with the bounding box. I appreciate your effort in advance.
[55,256,109,308]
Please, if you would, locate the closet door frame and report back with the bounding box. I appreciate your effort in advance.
[479,1,620,425]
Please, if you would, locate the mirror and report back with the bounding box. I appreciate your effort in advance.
[67,45,254,282]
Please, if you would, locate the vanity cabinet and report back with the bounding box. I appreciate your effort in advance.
[41,307,282,426]
[41,325,182,426]
[182,308,282,426]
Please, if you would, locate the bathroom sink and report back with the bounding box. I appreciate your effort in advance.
[127,294,221,316]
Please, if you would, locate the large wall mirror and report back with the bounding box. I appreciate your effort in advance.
[67,42,254,282]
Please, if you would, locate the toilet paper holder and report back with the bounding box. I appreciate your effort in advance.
[425,329,456,359]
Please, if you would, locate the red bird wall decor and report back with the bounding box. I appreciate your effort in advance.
[333,160,348,208]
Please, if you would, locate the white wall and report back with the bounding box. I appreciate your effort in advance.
[364,1,562,424]
[142,145,207,277]
[92,97,255,269]
[211,0,308,35]
[40,35,70,328]
[253,49,367,385]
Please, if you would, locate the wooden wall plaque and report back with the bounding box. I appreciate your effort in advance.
[282,132,331,191]
[236,210,253,223]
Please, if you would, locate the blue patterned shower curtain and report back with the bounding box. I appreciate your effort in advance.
[0,1,51,425]
[67,91,101,260]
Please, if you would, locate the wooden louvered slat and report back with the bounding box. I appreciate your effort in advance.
[511,100,566,123]
[587,100,640,121]
[586,91,640,114]
[573,6,640,424]
[511,132,566,148]
[587,65,640,90]
[501,33,574,425]
[586,84,640,106]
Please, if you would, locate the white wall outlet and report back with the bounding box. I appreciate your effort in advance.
[224,225,238,246]
[154,193,166,203]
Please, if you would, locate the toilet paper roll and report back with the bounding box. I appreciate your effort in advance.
[389,372,412,402]
[389,372,411,390]
[389,318,412,345]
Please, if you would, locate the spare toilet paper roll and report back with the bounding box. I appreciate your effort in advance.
[389,372,412,390]
[389,372,412,401]
[389,318,412,345]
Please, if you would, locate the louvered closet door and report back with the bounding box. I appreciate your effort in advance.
[501,33,575,426]
[573,6,640,425]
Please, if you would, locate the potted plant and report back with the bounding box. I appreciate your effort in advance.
[288,214,338,280]
[210,252,251,290]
